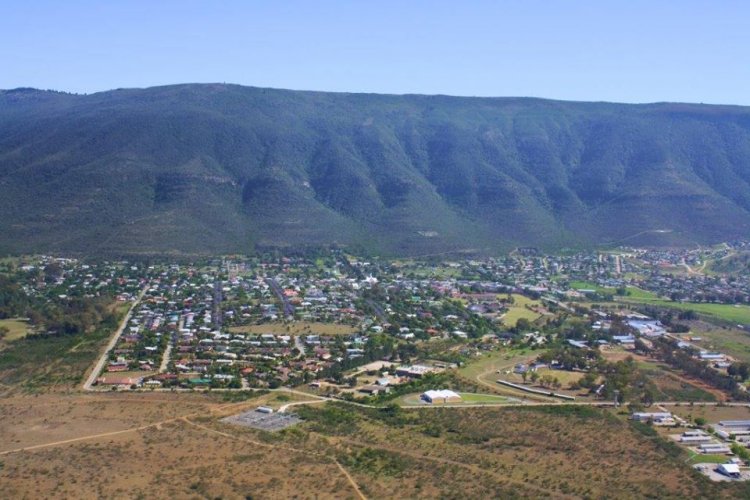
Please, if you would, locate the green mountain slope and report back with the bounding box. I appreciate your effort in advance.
[1,84,750,255]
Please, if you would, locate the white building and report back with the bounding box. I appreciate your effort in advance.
[717,463,741,478]
[631,412,672,423]
[421,389,462,404]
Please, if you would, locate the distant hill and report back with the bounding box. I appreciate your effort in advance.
[711,252,750,274]
[2,84,750,256]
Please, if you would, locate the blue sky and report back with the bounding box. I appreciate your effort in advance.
[1,1,748,104]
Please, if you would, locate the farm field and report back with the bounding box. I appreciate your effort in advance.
[568,281,657,300]
[618,297,750,325]
[685,321,750,364]
[569,280,615,292]
[624,287,662,300]
[397,265,462,279]
[668,404,750,423]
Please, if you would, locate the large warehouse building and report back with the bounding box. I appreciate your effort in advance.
[421,389,462,404]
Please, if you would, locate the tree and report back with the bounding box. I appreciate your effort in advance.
[579,371,597,389]
[640,385,657,407]
[634,338,651,354]
[678,310,698,321]
[539,374,555,388]
[515,318,532,332]
[731,443,750,461]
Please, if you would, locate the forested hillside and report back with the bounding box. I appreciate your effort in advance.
[2,84,750,255]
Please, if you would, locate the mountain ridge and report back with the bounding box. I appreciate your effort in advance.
[5,84,750,108]
[2,83,750,256]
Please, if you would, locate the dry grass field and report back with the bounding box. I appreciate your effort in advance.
[0,318,30,342]
[456,348,558,400]
[0,393,216,452]
[501,294,544,327]
[686,320,750,364]
[0,391,357,499]
[2,391,749,498]
[229,321,357,336]
[602,347,720,401]
[669,403,750,423]
[2,419,351,499]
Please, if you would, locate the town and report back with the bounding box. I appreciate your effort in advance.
[4,243,750,484]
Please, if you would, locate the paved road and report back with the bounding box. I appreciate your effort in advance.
[278,398,328,413]
[158,315,181,373]
[267,277,294,317]
[213,279,223,328]
[294,334,306,358]
[364,298,386,321]
[82,286,148,391]
[159,338,174,373]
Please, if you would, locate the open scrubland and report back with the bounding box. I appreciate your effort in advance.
[4,392,749,499]
[0,391,357,498]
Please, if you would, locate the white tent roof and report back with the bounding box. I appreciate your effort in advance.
[423,389,461,400]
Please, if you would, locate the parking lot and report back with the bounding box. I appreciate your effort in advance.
[222,409,302,431]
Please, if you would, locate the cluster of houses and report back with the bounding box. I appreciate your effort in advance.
[629,411,750,481]
[19,244,746,393]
